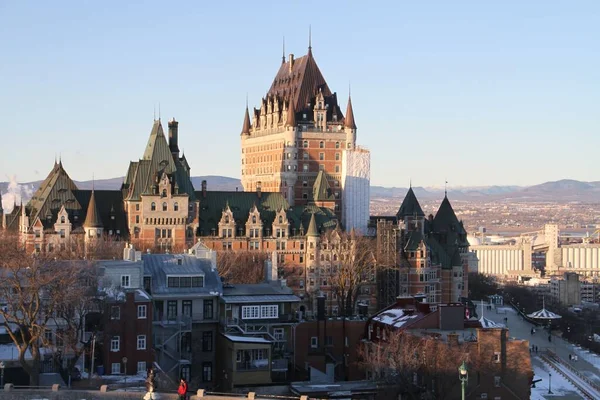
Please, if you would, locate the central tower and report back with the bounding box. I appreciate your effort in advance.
[240,41,358,220]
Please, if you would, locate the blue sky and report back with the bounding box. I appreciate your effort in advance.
[1,0,598,187]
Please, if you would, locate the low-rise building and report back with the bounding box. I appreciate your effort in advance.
[217,262,300,391]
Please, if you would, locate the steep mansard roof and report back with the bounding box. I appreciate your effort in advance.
[397,187,425,218]
[194,190,337,237]
[122,120,195,201]
[432,196,466,235]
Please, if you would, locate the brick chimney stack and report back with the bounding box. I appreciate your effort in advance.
[201,180,207,198]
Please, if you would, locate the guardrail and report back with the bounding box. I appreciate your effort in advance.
[546,350,600,393]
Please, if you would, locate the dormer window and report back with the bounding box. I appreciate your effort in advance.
[278,216,283,224]
[60,216,65,223]
[174,202,179,211]
[225,216,230,224]
[162,189,167,197]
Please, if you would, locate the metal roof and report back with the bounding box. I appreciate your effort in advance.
[222,294,300,304]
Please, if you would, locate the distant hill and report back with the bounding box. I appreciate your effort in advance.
[3,177,600,206]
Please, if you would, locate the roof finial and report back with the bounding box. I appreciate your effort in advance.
[282,36,286,64]
[158,102,161,121]
[445,179,448,197]
[349,81,351,98]
[153,104,156,121]
[308,25,312,54]
[92,173,95,191]
[59,152,62,167]
[409,178,412,188]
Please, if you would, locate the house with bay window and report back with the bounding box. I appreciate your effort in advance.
[143,242,222,388]
[217,265,300,390]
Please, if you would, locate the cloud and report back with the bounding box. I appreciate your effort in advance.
[1,175,34,213]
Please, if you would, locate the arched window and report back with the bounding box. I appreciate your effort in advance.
[252,216,257,224]
[60,216,65,223]
[319,141,324,148]
[162,202,167,211]
[162,189,167,197]
[151,202,156,211]
[174,202,179,211]
[335,142,340,149]
[303,140,308,148]
[225,216,230,224]
[278,216,283,224]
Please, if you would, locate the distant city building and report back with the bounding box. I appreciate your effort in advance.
[550,272,581,306]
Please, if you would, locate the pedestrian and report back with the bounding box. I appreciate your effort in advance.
[178,378,188,400]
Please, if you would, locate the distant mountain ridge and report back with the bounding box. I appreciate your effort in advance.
[2,177,600,204]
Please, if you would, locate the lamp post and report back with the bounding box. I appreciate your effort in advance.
[122,357,128,391]
[548,372,552,394]
[0,361,5,387]
[458,361,468,400]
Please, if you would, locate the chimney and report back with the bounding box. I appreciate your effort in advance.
[447,332,460,347]
[168,118,179,156]
[288,54,294,72]
[256,181,262,198]
[201,180,207,198]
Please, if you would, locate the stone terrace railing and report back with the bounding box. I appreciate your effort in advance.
[0,385,307,400]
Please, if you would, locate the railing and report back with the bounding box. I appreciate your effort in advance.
[271,358,288,371]
[546,349,600,393]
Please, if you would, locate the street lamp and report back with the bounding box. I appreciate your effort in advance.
[548,372,552,394]
[122,357,128,391]
[458,361,468,400]
[0,361,5,387]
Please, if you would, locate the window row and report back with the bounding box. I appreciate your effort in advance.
[150,202,180,211]
[110,335,146,352]
[241,305,279,320]
[166,275,204,288]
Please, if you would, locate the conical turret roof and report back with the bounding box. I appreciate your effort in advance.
[397,187,425,218]
[241,106,251,135]
[84,190,103,228]
[306,212,319,237]
[432,195,465,234]
[344,96,357,129]
[285,100,296,127]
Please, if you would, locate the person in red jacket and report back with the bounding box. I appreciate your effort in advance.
[177,378,188,400]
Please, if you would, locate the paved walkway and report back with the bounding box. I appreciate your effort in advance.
[476,302,600,385]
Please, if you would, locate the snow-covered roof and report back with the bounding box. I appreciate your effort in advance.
[479,316,505,329]
[372,308,420,328]
[527,308,562,320]
[223,334,271,344]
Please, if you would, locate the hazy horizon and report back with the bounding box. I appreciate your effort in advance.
[1,1,598,187]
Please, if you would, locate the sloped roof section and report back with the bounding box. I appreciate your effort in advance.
[83,190,102,228]
[312,171,334,202]
[397,187,425,218]
[432,196,466,235]
[73,190,128,235]
[241,106,251,135]
[268,52,331,114]
[26,161,81,228]
[344,96,357,129]
[306,212,319,237]
[124,120,195,201]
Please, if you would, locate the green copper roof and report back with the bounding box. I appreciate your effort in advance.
[312,171,334,202]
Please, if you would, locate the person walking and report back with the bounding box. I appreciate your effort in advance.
[178,378,188,400]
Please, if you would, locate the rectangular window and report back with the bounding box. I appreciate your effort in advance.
[311,337,318,349]
[111,336,120,352]
[137,305,147,319]
[191,276,204,287]
[167,300,177,319]
[203,300,214,319]
[121,275,130,288]
[274,328,284,341]
[494,376,501,387]
[136,204,140,211]
[111,363,121,374]
[111,306,120,320]
[335,153,340,161]
[494,352,501,363]
[137,361,146,374]
[202,331,213,352]
[241,305,260,319]
[303,164,309,172]
[335,165,340,173]
[202,362,212,382]
[60,229,65,238]
[319,152,324,160]
[137,335,146,350]
[182,300,192,317]
[135,215,140,224]
[260,305,278,319]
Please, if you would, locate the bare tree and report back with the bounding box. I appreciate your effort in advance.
[324,230,376,316]
[216,250,270,284]
[0,234,92,385]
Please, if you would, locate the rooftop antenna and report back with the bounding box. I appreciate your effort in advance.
[409,178,412,189]
[158,102,161,121]
[282,36,285,64]
[445,179,448,197]
[92,173,95,191]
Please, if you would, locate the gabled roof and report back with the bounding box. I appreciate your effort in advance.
[83,190,102,228]
[404,230,424,251]
[396,187,425,218]
[312,171,334,202]
[344,96,357,130]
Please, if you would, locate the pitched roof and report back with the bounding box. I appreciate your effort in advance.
[83,190,102,228]
[123,120,195,201]
[396,187,425,218]
[268,52,331,114]
[306,212,319,237]
[404,230,424,251]
[241,106,251,135]
[432,196,466,235]
[344,96,357,130]
[285,100,296,127]
[312,171,334,202]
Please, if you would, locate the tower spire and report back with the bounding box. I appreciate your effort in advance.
[445,179,448,197]
[308,25,312,55]
[241,99,251,135]
[282,36,285,64]
[344,94,357,130]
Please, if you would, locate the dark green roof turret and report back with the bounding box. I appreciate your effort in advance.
[397,187,424,218]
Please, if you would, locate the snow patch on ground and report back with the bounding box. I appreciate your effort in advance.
[531,362,577,399]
